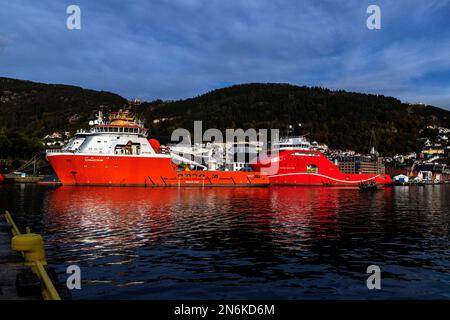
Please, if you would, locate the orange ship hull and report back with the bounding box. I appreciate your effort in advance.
[46,153,269,187]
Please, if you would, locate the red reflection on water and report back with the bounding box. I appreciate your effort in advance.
[43,187,274,252]
[266,187,394,243]
[43,186,394,256]
[44,186,180,254]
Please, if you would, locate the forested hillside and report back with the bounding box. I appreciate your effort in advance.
[0,77,126,158]
[1,78,449,159]
[143,83,450,155]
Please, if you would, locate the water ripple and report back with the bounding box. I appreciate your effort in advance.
[1,184,449,299]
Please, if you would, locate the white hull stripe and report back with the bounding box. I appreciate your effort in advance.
[269,172,381,184]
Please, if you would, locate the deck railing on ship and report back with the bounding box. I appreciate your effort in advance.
[45,149,75,153]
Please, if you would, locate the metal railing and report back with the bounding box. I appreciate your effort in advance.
[45,149,79,154]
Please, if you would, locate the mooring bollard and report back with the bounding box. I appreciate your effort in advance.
[5,210,61,300]
[11,233,47,269]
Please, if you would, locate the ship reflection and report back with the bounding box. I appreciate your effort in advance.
[43,187,277,264]
[43,186,395,262]
[31,184,450,299]
[44,186,181,264]
[3,180,450,300]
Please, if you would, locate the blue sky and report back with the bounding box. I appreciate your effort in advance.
[1,0,450,109]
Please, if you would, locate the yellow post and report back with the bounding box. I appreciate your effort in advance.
[4,210,20,236]
[5,211,61,300]
[11,233,47,268]
[35,261,61,301]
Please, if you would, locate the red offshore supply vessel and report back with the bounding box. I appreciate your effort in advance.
[251,136,392,186]
[46,101,268,187]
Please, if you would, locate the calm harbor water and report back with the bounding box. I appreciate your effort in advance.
[1,184,449,299]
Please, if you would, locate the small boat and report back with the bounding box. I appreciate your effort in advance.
[358,181,378,191]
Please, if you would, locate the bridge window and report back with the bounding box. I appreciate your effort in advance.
[114,141,141,155]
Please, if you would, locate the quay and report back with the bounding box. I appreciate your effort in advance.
[3,174,44,183]
[0,211,64,300]
[0,216,34,299]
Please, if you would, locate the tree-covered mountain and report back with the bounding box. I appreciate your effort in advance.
[1,77,450,159]
[143,84,450,155]
[0,77,126,158]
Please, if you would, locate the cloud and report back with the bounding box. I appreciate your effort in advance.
[0,35,10,52]
[0,0,450,109]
